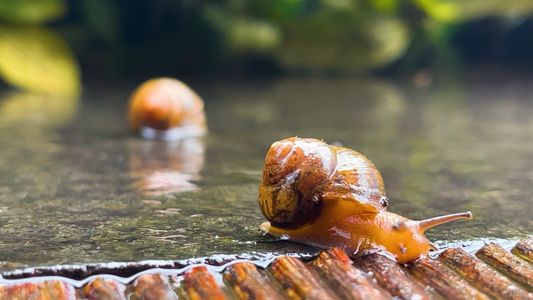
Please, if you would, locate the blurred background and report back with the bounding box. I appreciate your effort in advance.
[1,0,533,94]
[1,0,533,267]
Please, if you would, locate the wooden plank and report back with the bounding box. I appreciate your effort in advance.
[224,262,285,300]
[83,277,127,300]
[132,273,178,300]
[513,238,533,265]
[0,280,76,300]
[476,243,533,292]
[406,257,490,300]
[355,253,433,300]
[439,248,533,300]
[312,248,389,300]
[270,255,341,300]
[183,266,226,300]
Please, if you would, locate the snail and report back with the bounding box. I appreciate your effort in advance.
[258,137,472,263]
[128,78,207,140]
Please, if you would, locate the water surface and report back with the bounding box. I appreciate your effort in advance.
[0,74,531,270]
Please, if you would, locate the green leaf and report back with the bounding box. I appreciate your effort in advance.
[227,18,281,54]
[365,0,399,13]
[414,0,533,22]
[278,12,411,73]
[0,26,81,96]
[0,0,66,24]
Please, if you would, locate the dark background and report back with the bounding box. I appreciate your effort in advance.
[54,0,533,80]
[1,0,533,93]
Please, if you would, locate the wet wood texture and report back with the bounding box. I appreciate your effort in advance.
[224,262,284,300]
[183,266,226,300]
[355,253,432,299]
[270,255,340,300]
[513,238,533,264]
[311,248,389,300]
[0,238,532,300]
[132,273,178,300]
[83,277,127,300]
[476,243,533,292]
[406,257,490,300]
[0,280,76,300]
[439,247,533,299]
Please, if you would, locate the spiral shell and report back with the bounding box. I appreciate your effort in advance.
[128,78,206,139]
[258,137,387,228]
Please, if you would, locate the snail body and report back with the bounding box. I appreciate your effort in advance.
[128,78,206,140]
[258,137,472,263]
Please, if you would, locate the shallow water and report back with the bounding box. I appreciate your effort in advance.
[0,74,531,270]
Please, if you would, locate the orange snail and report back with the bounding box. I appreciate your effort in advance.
[258,137,472,263]
[128,78,207,140]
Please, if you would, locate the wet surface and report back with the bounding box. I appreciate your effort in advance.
[0,73,532,270]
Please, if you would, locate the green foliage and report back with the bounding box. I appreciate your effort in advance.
[415,0,533,22]
[0,0,80,95]
[81,0,119,42]
[2,0,532,82]
[245,0,304,24]
[227,18,281,54]
[366,0,399,13]
[0,26,80,96]
[0,0,65,24]
[277,8,411,73]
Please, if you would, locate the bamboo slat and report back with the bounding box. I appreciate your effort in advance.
[83,277,127,300]
[476,243,533,292]
[224,262,285,300]
[183,266,226,300]
[311,247,389,300]
[407,257,490,300]
[439,248,533,300]
[355,253,433,300]
[270,255,340,300]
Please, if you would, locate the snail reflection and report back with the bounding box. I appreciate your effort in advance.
[129,137,205,196]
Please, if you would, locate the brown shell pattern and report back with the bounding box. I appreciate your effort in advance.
[128,78,206,131]
[321,145,387,213]
[259,137,387,228]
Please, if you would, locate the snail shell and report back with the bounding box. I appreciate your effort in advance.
[259,137,387,228]
[258,137,472,263]
[128,78,206,140]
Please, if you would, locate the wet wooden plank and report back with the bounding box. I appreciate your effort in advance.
[83,277,127,300]
[355,253,433,300]
[224,262,285,300]
[183,266,226,300]
[406,257,490,300]
[513,238,533,265]
[0,280,76,300]
[439,248,533,300]
[270,255,341,300]
[5,239,533,299]
[311,247,389,300]
[476,243,533,292]
[131,273,178,300]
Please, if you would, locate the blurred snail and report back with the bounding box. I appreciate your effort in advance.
[258,137,472,263]
[128,78,207,140]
